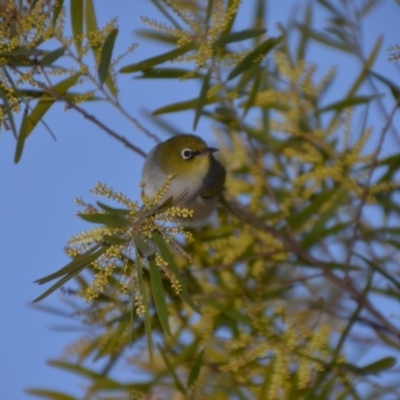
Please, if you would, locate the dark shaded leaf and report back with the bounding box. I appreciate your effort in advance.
[152,95,220,116]
[368,70,400,102]
[34,245,104,285]
[152,231,201,314]
[149,258,171,335]
[70,0,83,53]
[317,95,381,114]
[14,106,28,163]
[187,349,205,388]
[78,212,131,227]
[158,345,186,393]
[98,28,118,85]
[133,235,155,258]
[25,389,76,400]
[193,69,211,130]
[227,36,282,81]
[215,28,266,46]
[137,68,201,79]
[40,46,65,66]
[119,42,195,73]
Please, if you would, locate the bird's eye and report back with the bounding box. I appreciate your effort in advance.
[181,149,193,160]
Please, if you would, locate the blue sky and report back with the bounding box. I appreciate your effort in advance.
[1,1,400,398]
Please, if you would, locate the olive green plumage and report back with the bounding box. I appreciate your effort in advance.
[141,134,226,224]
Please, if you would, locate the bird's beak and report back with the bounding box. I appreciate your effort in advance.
[201,147,218,155]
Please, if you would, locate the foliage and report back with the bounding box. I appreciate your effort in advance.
[2,0,400,399]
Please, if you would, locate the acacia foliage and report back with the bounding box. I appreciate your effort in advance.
[2,0,399,399]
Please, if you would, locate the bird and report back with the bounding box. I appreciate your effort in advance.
[141,134,226,224]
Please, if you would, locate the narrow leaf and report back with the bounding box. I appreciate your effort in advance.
[227,36,282,81]
[133,235,155,258]
[243,68,262,116]
[296,24,351,53]
[70,0,83,53]
[369,70,400,102]
[152,231,201,314]
[137,68,201,79]
[359,357,396,375]
[148,258,171,335]
[78,212,131,227]
[24,73,80,139]
[32,264,86,303]
[135,257,153,358]
[119,42,195,73]
[158,345,186,393]
[215,28,266,46]
[40,46,65,66]
[193,69,211,130]
[187,349,205,388]
[25,389,76,400]
[14,106,28,163]
[85,0,98,33]
[96,201,131,215]
[34,245,104,284]
[152,95,220,116]
[318,95,381,114]
[98,28,118,85]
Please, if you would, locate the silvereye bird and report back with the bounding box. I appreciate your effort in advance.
[141,134,226,224]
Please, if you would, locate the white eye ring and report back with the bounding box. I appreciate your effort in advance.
[181,148,193,159]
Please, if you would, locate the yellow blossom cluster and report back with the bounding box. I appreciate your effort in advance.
[220,308,333,398]
[65,182,193,309]
[140,0,247,72]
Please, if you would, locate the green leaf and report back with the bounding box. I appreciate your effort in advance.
[368,70,400,102]
[34,245,104,285]
[317,95,381,114]
[214,28,266,46]
[347,36,382,99]
[148,258,171,335]
[119,42,195,73]
[187,349,205,388]
[96,201,131,215]
[33,263,86,303]
[296,24,351,53]
[301,190,348,248]
[344,357,397,375]
[288,188,341,231]
[193,69,211,130]
[133,235,155,258]
[25,389,76,400]
[135,257,153,358]
[23,73,80,139]
[152,231,201,314]
[78,212,131,227]
[158,345,186,393]
[98,28,118,85]
[85,0,98,34]
[70,0,83,53]
[102,235,128,246]
[227,36,282,81]
[14,106,28,163]
[355,253,400,290]
[242,68,262,116]
[296,3,312,61]
[152,95,220,116]
[40,46,65,66]
[137,68,201,79]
